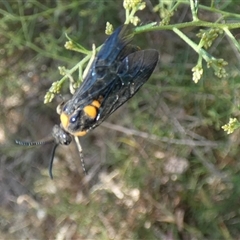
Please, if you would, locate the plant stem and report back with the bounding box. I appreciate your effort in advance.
[223,27,240,53]
[135,21,240,34]
[172,27,213,63]
[189,0,199,21]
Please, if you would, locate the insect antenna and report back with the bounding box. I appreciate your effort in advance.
[15,138,58,179]
[15,138,54,146]
[74,136,87,175]
[49,143,59,180]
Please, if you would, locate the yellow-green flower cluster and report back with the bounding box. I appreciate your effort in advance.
[64,35,90,54]
[44,81,61,103]
[192,65,203,83]
[123,0,146,26]
[160,10,174,26]
[207,58,228,78]
[131,16,141,26]
[105,22,114,35]
[197,28,224,49]
[58,66,67,76]
[123,0,145,10]
[64,41,74,50]
[222,118,240,134]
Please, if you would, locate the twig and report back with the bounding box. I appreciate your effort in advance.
[101,122,219,148]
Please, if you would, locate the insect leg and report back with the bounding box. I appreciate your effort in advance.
[74,136,87,174]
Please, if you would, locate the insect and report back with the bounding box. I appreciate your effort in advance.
[16,25,159,179]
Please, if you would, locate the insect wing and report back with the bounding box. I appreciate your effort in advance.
[95,25,132,68]
[69,25,133,108]
[92,49,159,127]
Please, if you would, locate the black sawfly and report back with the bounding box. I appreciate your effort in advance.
[16,25,159,179]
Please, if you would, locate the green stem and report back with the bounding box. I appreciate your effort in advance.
[57,44,101,86]
[189,0,199,21]
[172,27,213,63]
[0,1,82,22]
[135,21,240,34]
[58,54,91,86]
[124,8,130,24]
[198,3,240,19]
[26,42,71,63]
[172,27,200,53]
[223,27,240,53]
[179,0,240,19]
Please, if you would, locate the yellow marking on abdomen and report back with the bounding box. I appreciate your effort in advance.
[83,105,98,119]
[92,100,101,109]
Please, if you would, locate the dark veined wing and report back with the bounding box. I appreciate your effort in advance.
[69,25,134,108]
[91,49,159,128]
[95,25,133,67]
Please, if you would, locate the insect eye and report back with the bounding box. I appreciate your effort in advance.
[70,111,81,124]
[70,116,77,123]
[63,133,71,145]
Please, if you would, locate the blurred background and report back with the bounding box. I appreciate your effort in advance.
[1,1,240,239]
